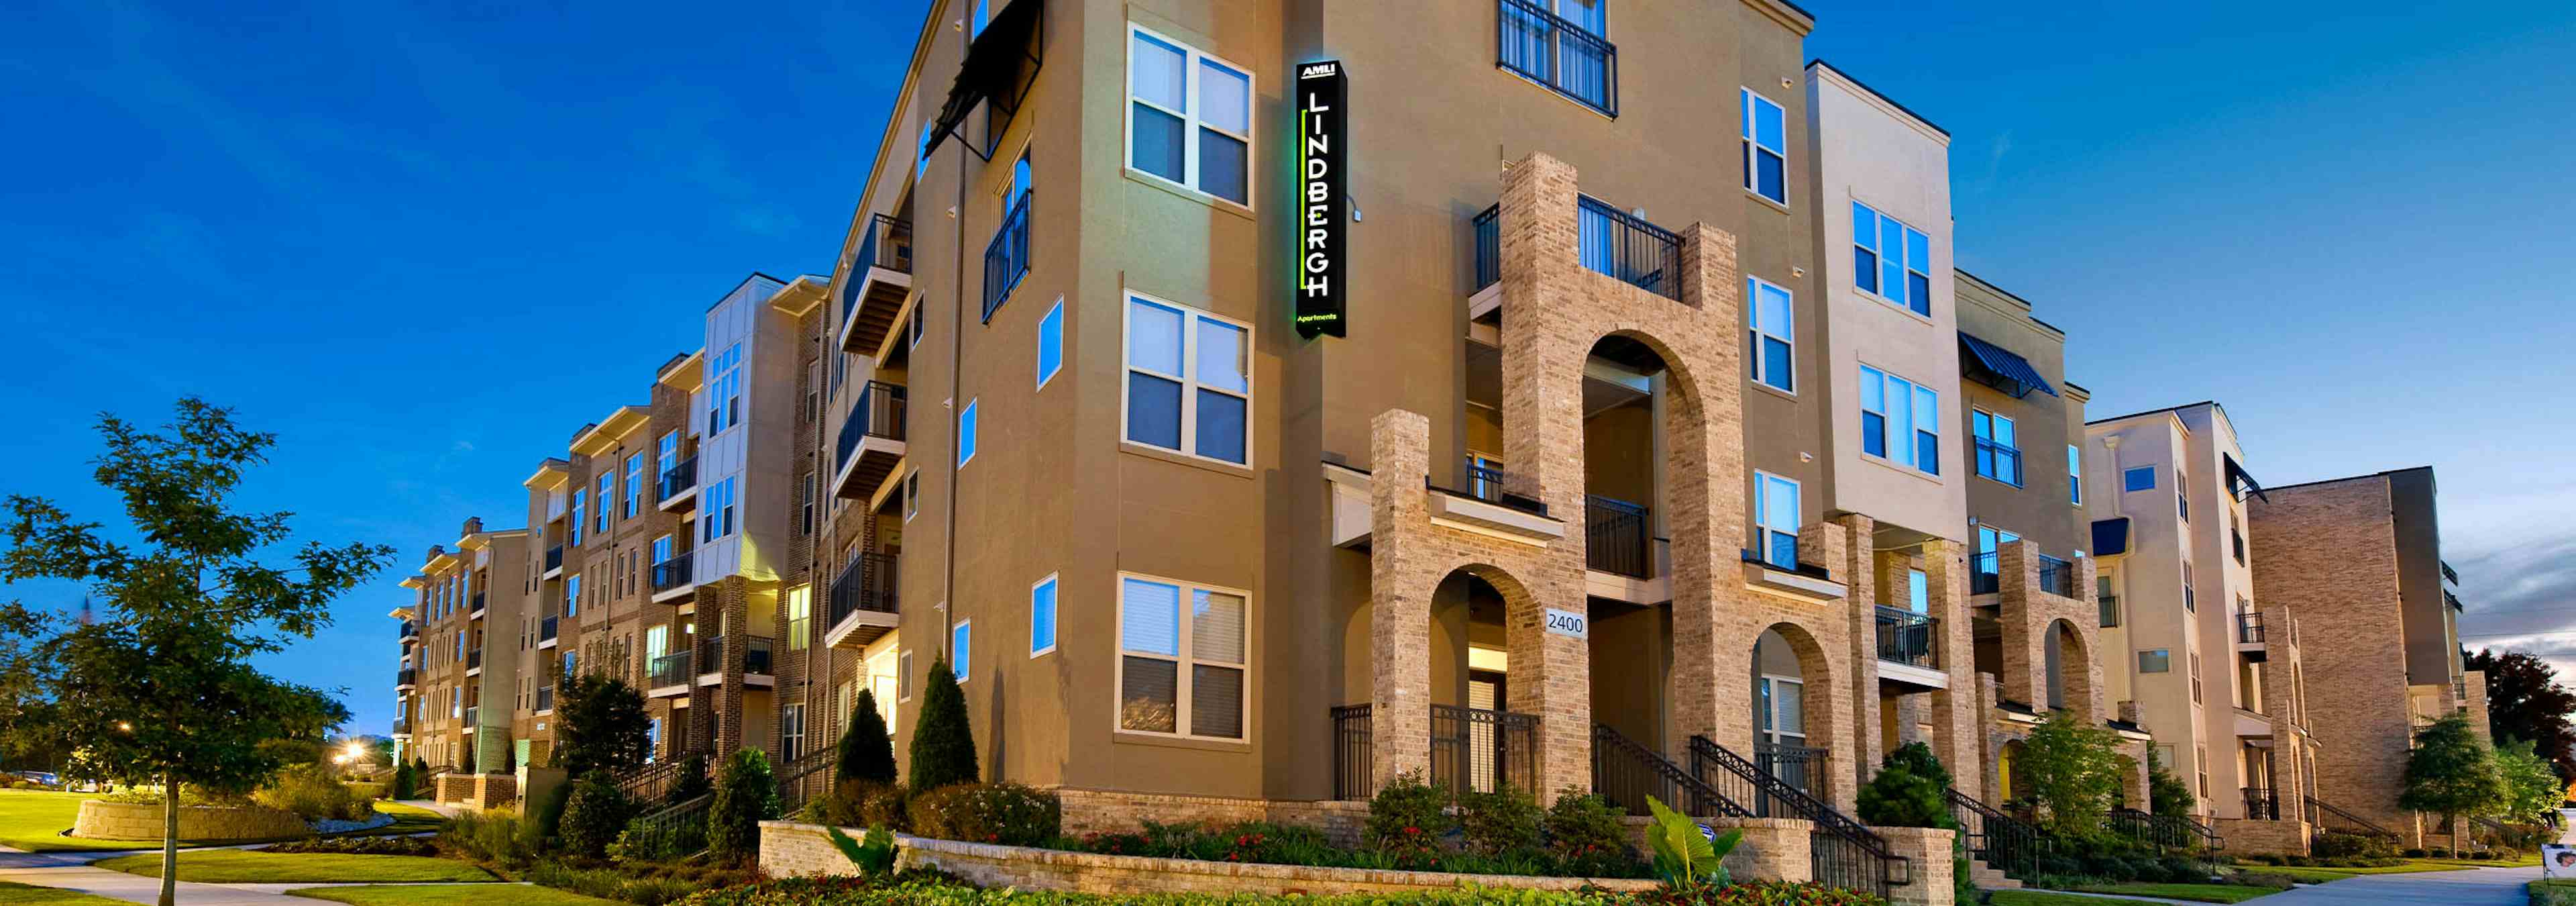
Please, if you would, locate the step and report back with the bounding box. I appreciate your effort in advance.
[1969,858,2024,890]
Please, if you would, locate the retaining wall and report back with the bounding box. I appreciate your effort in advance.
[72,800,309,842]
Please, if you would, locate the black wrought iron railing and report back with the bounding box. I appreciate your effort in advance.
[982,191,1031,322]
[1945,787,2048,881]
[544,544,565,573]
[745,636,773,675]
[390,717,409,735]
[659,454,698,501]
[2242,787,2279,821]
[1874,605,1938,668]
[828,552,900,628]
[1574,196,1678,299]
[629,793,712,843]
[835,381,908,474]
[2103,807,2222,855]
[1595,724,1743,820]
[1332,704,1375,800]
[1690,736,1905,897]
[647,650,692,688]
[534,684,554,713]
[843,213,915,326]
[395,668,417,687]
[1471,204,1501,291]
[466,649,482,671]
[614,752,707,805]
[2237,611,2266,645]
[2443,560,2460,585]
[539,615,558,643]
[1754,741,1832,805]
[1430,704,1538,797]
[2037,554,2074,598]
[1970,551,1999,595]
[696,635,773,676]
[1495,0,1617,117]
[470,592,486,613]
[651,551,693,592]
[774,752,837,813]
[398,621,416,639]
[1443,460,1548,517]
[1585,495,1650,578]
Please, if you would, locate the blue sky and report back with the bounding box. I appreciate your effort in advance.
[3,0,2572,736]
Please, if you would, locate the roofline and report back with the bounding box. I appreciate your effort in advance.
[2084,400,2220,427]
[2254,465,2436,497]
[1805,58,1948,138]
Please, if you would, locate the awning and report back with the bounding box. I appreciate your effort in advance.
[2224,452,2268,503]
[2091,517,2131,558]
[1958,332,2059,399]
[922,0,1044,162]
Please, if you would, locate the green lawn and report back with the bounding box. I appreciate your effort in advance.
[0,790,443,852]
[2071,881,2280,903]
[2532,878,2576,905]
[1991,893,2175,906]
[0,880,129,905]
[2238,866,2360,883]
[286,885,619,906]
[92,850,494,883]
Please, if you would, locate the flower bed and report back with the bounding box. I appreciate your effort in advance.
[690,872,1886,905]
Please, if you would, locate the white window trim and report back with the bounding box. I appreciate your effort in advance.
[903,470,920,521]
[1113,570,1251,743]
[1030,572,1059,658]
[1036,297,1065,390]
[2068,444,2083,506]
[1745,276,1795,395]
[899,650,915,702]
[1857,362,1937,476]
[1739,88,1788,205]
[1752,470,1801,568]
[1120,290,1254,468]
[1850,200,1932,315]
[1124,23,1255,209]
[1972,408,2022,487]
[957,398,979,469]
[951,619,972,684]
[1758,673,1806,743]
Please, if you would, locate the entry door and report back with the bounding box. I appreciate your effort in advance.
[1467,669,1507,793]
[1756,675,1809,810]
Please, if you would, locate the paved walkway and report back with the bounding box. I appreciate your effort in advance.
[0,862,515,905]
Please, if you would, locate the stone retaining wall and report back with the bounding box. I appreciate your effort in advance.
[2214,817,2311,857]
[1872,825,1957,906]
[761,821,1662,897]
[72,800,310,842]
[1056,789,1371,848]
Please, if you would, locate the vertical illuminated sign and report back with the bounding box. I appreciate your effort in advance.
[1293,60,1346,339]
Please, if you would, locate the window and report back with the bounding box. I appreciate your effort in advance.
[1746,277,1794,393]
[656,432,678,491]
[2097,575,2119,627]
[967,0,989,38]
[2190,652,2202,703]
[2177,471,2190,521]
[1908,569,1928,614]
[2139,649,2171,673]
[596,471,614,534]
[951,621,971,682]
[1754,472,1801,568]
[2123,465,2155,492]
[1739,89,1786,204]
[785,585,810,650]
[625,455,643,517]
[900,650,915,701]
[1127,26,1251,206]
[707,343,744,434]
[807,360,821,423]
[702,477,736,543]
[2182,559,2196,612]
[780,703,805,763]
[651,534,672,572]
[957,399,979,468]
[1859,364,1938,474]
[565,575,580,617]
[569,489,584,546]
[2068,444,2082,505]
[1972,410,2021,486]
[645,625,667,665]
[1124,293,1250,464]
[1117,574,1248,740]
[1036,297,1064,388]
[800,472,814,537]
[2196,745,2208,798]
[1851,202,1931,315]
[2231,511,2245,564]
[1030,574,1059,656]
[903,471,920,521]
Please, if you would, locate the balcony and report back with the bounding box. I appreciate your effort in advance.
[657,454,698,511]
[650,550,694,601]
[390,717,409,737]
[535,685,554,714]
[468,592,486,617]
[826,552,901,649]
[2036,554,2074,598]
[2443,560,2460,586]
[1970,551,1999,595]
[831,381,908,501]
[646,650,693,694]
[1495,0,1617,117]
[837,213,916,354]
[1584,495,1650,578]
[539,615,559,648]
[1874,605,1941,677]
[395,668,417,689]
[2242,787,2280,821]
[543,544,565,577]
[2237,611,2267,645]
[697,636,775,683]
[981,193,1030,323]
[1330,703,1538,800]
[1471,205,1501,293]
[1575,197,1678,299]
[397,621,417,640]
[466,649,482,673]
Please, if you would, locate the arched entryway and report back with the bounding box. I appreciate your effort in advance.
[1750,623,1837,810]
[2041,617,2095,719]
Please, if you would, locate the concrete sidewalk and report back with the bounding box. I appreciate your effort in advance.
[1,863,516,905]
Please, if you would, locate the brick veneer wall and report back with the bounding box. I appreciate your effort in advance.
[73,801,310,841]
[1873,825,1957,906]
[2214,815,2311,856]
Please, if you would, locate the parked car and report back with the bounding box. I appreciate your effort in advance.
[7,770,59,787]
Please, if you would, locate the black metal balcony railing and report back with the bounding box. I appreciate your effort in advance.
[539,615,559,643]
[1495,0,1617,117]
[982,191,1031,322]
[651,551,693,592]
[1574,196,1679,299]
[843,213,916,327]
[470,592,486,613]
[659,454,698,501]
[2237,611,2267,645]
[745,636,773,675]
[1448,460,1548,517]
[647,650,692,688]
[2243,787,2279,821]
[2442,560,2460,585]
[697,635,776,676]
[1585,495,1650,578]
[1429,704,1538,797]
[1331,704,1375,800]
[395,668,417,687]
[828,552,900,628]
[1471,204,1501,291]
[1970,551,1999,595]
[544,544,564,572]
[835,381,909,475]
[466,649,482,670]
[2036,554,2074,597]
[390,717,409,736]
[397,621,417,639]
[2455,676,2470,703]
[1874,605,1939,668]
[534,685,554,713]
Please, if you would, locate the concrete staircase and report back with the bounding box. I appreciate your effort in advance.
[1966,857,2024,890]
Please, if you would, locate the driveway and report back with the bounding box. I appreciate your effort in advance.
[2261,863,2539,905]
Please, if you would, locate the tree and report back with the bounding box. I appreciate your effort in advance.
[1,399,389,906]
[708,747,780,862]
[907,657,977,792]
[2400,711,2505,853]
[837,689,897,786]
[1857,742,1954,829]
[550,674,650,778]
[2147,746,2196,817]
[2495,738,2562,825]
[2465,648,2576,783]
[2017,713,2125,840]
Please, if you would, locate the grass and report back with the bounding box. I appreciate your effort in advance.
[286,885,620,906]
[1990,893,2176,906]
[91,849,494,883]
[0,880,129,905]
[2239,865,2361,883]
[2533,878,2576,905]
[2070,881,2280,903]
[0,789,443,852]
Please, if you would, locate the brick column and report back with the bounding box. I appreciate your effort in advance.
[1368,411,1436,790]
[1794,519,1859,814]
[1921,538,1982,803]
[1667,223,1750,756]
[1835,513,1884,797]
[1996,540,2042,711]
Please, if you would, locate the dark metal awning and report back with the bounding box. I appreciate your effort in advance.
[2091,517,2131,558]
[1957,332,2059,399]
[2224,453,2267,503]
[922,0,1044,162]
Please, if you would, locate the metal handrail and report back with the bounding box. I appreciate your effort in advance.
[651,550,693,591]
[2104,807,2222,856]
[843,214,914,325]
[1574,195,1678,299]
[1970,551,1999,595]
[1430,704,1538,795]
[539,615,558,642]
[2036,554,2074,597]
[1595,724,1744,820]
[629,793,714,853]
[2305,796,2399,840]
[1874,605,1939,668]
[1585,495,1650,578]
[1945,787,2049,881]
[828,551,900,627]
[1331,704,1374,800]
[544,544,565,572]
[2237,611,2267,645]
[774,753,837,811]
[614,750,707,803]
[981,191,1031,321]
[2242,787,2279,821]
[835,381,908,473]
[647,650,692,688]
[1495,0,1617,117]
[659,454,698,501]
[1690,736,1908,895]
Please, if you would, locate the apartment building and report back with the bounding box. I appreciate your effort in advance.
[2249,466,2489,846]
[391,519,528,773]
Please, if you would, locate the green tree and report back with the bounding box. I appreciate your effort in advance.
[550,674,651,778]
[2017,713,2125,840]
[837,689,897,786]
[0,399,390,906]
[1857,742,1955,829]
[2147,746,2195,817]
[2466,648,2576,783]
[708,747,780,862]
[2494,737,2561,825]
[907,658,977,792]
[2400,711,2505,853]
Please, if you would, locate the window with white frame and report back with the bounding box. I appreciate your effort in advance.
[957,399,979,468]
[2068,444,2082,505]
[1037,297,1063,389]
[708,343,744,434]
[564,574,580,617]
[1746,277,1794,393]
[1124,293,1250,464]
[1851,201,1931,316]
[1118,574,1247,740]
[1127,26,1252,206]
[1030,574,1058,656]
[899,650,915,701]
[625,454,643,517]
[569,489,585,546]
[780,703,805,762]
[785,585,810,650]
[1740,89,1786,204]
[903,471,920,521]
[656,432,678,491]
[1972,409,2021,486]
[951,621,971,682]
[2182,558,2196,612]
[596,471,614,534]
[1754,472,1801,568]
[701,476,736,543]
[1859,364,1938,474]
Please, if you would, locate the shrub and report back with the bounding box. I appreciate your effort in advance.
[1855,765,1951,829]
[261,836,435,856]
[2232,870,2296,890]
[439,809,533,866]
[670,752,711,805]
[611,813,706,863]
[908,658,979,793]
[805,781,909,832]
[525,772,577,854]
[709,748,782,862]
[1363,770,1453,864]
[2312,831,2394,859]
[907,782,1061,847]
[253,762,372,821]
[1544,789,1633,874]
[838,690,898,786]
[1458,784,1544,855]
[390,761,418,800]
[2402,847,2428,858]
[559,770,640,858]
[523,858,755,906]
